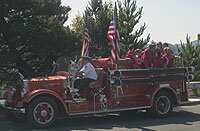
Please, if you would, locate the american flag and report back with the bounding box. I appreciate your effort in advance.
[81,28,90,57]
[107,2,120,63]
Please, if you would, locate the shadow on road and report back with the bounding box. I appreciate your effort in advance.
[0,108,200,131]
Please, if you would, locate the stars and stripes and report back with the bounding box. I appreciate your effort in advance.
[107,2,120,63]
[81,28,90,57]
[107,21,115,42]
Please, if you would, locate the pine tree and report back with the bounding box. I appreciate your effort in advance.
[118,0,150,56]
[71,0,113,57]
[198,34,200,41]
[71,0,150,58]
[177,35,200,80]
[0,0,77,84]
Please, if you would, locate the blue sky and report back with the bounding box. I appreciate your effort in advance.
[61,0,200,44]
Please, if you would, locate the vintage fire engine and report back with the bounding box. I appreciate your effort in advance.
[0,57,194,129]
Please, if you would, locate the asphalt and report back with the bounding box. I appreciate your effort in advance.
[0,96,200,119]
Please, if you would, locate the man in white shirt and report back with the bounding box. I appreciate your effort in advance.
[74,56,98,95]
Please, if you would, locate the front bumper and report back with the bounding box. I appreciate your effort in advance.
[0,99,25,113]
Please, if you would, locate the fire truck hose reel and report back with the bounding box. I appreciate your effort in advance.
[108,66,195,76]
[109,74,194,86]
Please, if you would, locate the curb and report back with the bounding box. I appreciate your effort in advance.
[180,98,200,106]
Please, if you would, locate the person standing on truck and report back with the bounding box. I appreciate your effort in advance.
[141,43,156,68]
[74,56,98,95]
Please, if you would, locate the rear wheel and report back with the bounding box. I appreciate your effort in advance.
[26,96,58,129]
[149,91,173,117]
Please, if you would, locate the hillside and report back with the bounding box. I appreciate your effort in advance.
[165,39,200,55]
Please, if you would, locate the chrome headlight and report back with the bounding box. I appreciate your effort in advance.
[21,79,29,98]
[21,88,27,98]
[23,79,29,91]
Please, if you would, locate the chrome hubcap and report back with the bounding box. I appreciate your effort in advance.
[33,102,54,124]
[156,96,170,115]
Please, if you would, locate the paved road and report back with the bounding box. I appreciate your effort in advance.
[0,105,200,131]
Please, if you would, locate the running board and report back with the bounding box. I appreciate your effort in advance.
[68,106,151,116]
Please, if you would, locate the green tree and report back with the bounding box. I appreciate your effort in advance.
[118,0,150,55]
[0,0,77,83]
[198,34,200,41]
[177,35,200,80]
[71,0,113,57]
[197,34,200,45]
[71,0,150,58]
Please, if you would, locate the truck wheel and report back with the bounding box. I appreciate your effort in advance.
[26,96,58,129]
[150,91,173,117]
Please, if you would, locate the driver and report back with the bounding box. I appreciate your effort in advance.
[74,56,98,95]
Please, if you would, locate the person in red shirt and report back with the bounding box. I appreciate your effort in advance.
[126,44,138,68]
[125,44,135,60]
[163,42,174,55]
[133,49,144,68]
[153,49,168,68]
[156,41,163,53]
[163,47,174,67]
[141,43,156,68]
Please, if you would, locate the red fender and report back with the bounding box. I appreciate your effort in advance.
[23,89,68,113]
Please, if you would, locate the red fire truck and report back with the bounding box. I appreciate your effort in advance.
[0,57,194,129]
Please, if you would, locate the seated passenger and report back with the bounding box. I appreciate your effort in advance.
[156,41,163,54]
[153,49,168,68]
[162,42,174,55]
[141,43,156,68]
[163,47,174,67]
[134,49,144,68]
[74,56,98,95]
[125,44,135,60]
